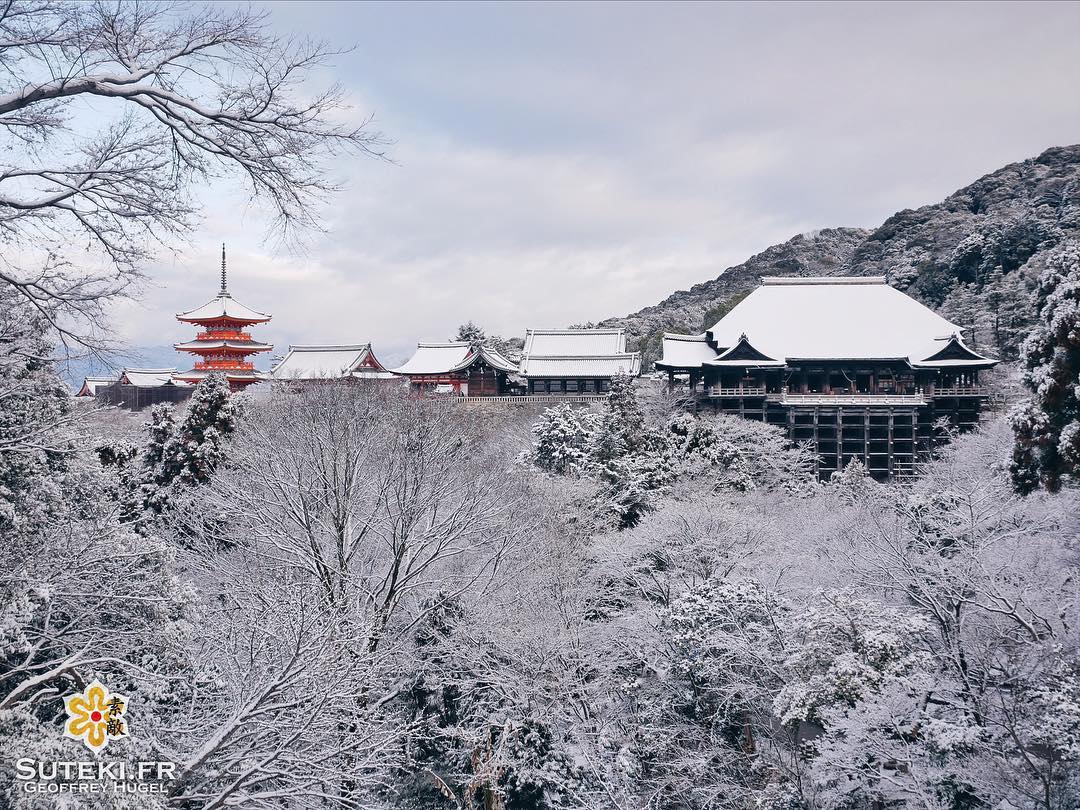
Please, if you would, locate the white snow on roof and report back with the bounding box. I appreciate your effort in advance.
[522,355,641,377]
[656,334,717,369]
[349,369,397,380]
[271,344,378,380]
[120,368,179,387]
[177,293,270,323]
[77,375,117,396]
[393,343,471,375]
[522,328,626,357]
[392,343,518,376]
[175,339,272,352]
[705,277,995,364]
[519,328,640,377]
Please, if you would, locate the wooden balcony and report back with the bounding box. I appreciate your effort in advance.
[454,394,610,406]
[928,385,990,397]
[769,392,927,406]
[705,386,768,398]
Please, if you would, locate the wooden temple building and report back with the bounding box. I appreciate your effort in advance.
[518,329,641,394]
[91,368,194,410]
[270,344,395,382]
[392,329,642,397]
[657,277,998,480]
[392,342,520,395]
[174,246,273,390]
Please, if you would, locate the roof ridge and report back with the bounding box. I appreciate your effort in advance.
[761,276,887,286]
[526,328,624,334]
[288,344,370,351]
[526,352,639,359]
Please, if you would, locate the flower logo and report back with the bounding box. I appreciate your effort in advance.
[63,680,129,753]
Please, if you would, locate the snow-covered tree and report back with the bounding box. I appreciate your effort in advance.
[0,294,196,810]
[0,0,386,351]
[158,373,238,488]
[1011,239,1080,493]
[529,403,601,474]
[452,321,486,344]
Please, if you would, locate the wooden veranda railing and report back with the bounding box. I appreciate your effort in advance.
[452,394,610,405]
[705,386,768,397]
[770,392,928,406]
[928,386,990,397]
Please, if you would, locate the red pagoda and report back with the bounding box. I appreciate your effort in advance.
[174,245,272,390]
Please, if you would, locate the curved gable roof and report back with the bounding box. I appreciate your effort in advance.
[177,293,271,324]
[706,277,997,365]
[271,344,381,380]
[393,343,519,376]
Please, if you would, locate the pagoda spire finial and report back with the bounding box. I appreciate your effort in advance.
[220,243,228,297]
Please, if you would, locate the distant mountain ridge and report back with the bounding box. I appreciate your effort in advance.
[601,144,1080,368]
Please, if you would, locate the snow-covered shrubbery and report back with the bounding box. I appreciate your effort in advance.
[528,375,814,526]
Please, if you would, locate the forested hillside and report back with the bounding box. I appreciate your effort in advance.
[603,145,1080,368]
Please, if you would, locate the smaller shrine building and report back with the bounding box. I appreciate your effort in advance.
[519,328,641,395]
[271,344,395,382]
[392,342,519,395]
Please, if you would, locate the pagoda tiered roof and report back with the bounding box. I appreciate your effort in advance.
[174,245,272,389]
[176,295,271,325]
[174,338,273,353]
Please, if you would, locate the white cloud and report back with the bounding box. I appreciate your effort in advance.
[108,0,1080,368]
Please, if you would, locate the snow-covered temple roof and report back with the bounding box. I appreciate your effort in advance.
[271,344,391,380]
[655,334,717,370]
[176,294,271,325]
[659,277,998,369]
[392,343,519,376]
[522,328,627,357]
[521,356,642,377]
[76,375,117,397]
[119,368,185,387]
[519,328,641,378]
[177,246,271,324]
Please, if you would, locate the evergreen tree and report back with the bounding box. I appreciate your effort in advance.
[135,373,239,518]
[938,281,985,348]
[530,403,600,474]
[452,321,486,345]
[1010,240,1080,493]
[162,373,239,486]
[0,288,75,553]
[981,265,1035,358]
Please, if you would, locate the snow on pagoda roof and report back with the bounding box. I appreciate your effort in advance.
[271,344,387,380]
[392,342,518,376]
[119,368,183,387]
[174,338,272,352]
[177,293,271,324]
[656,334,717,370]
[519,328,640,378]
[699,277,998,366]
[522,328,627,357]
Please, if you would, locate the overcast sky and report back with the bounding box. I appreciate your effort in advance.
[113,0,1080,367]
